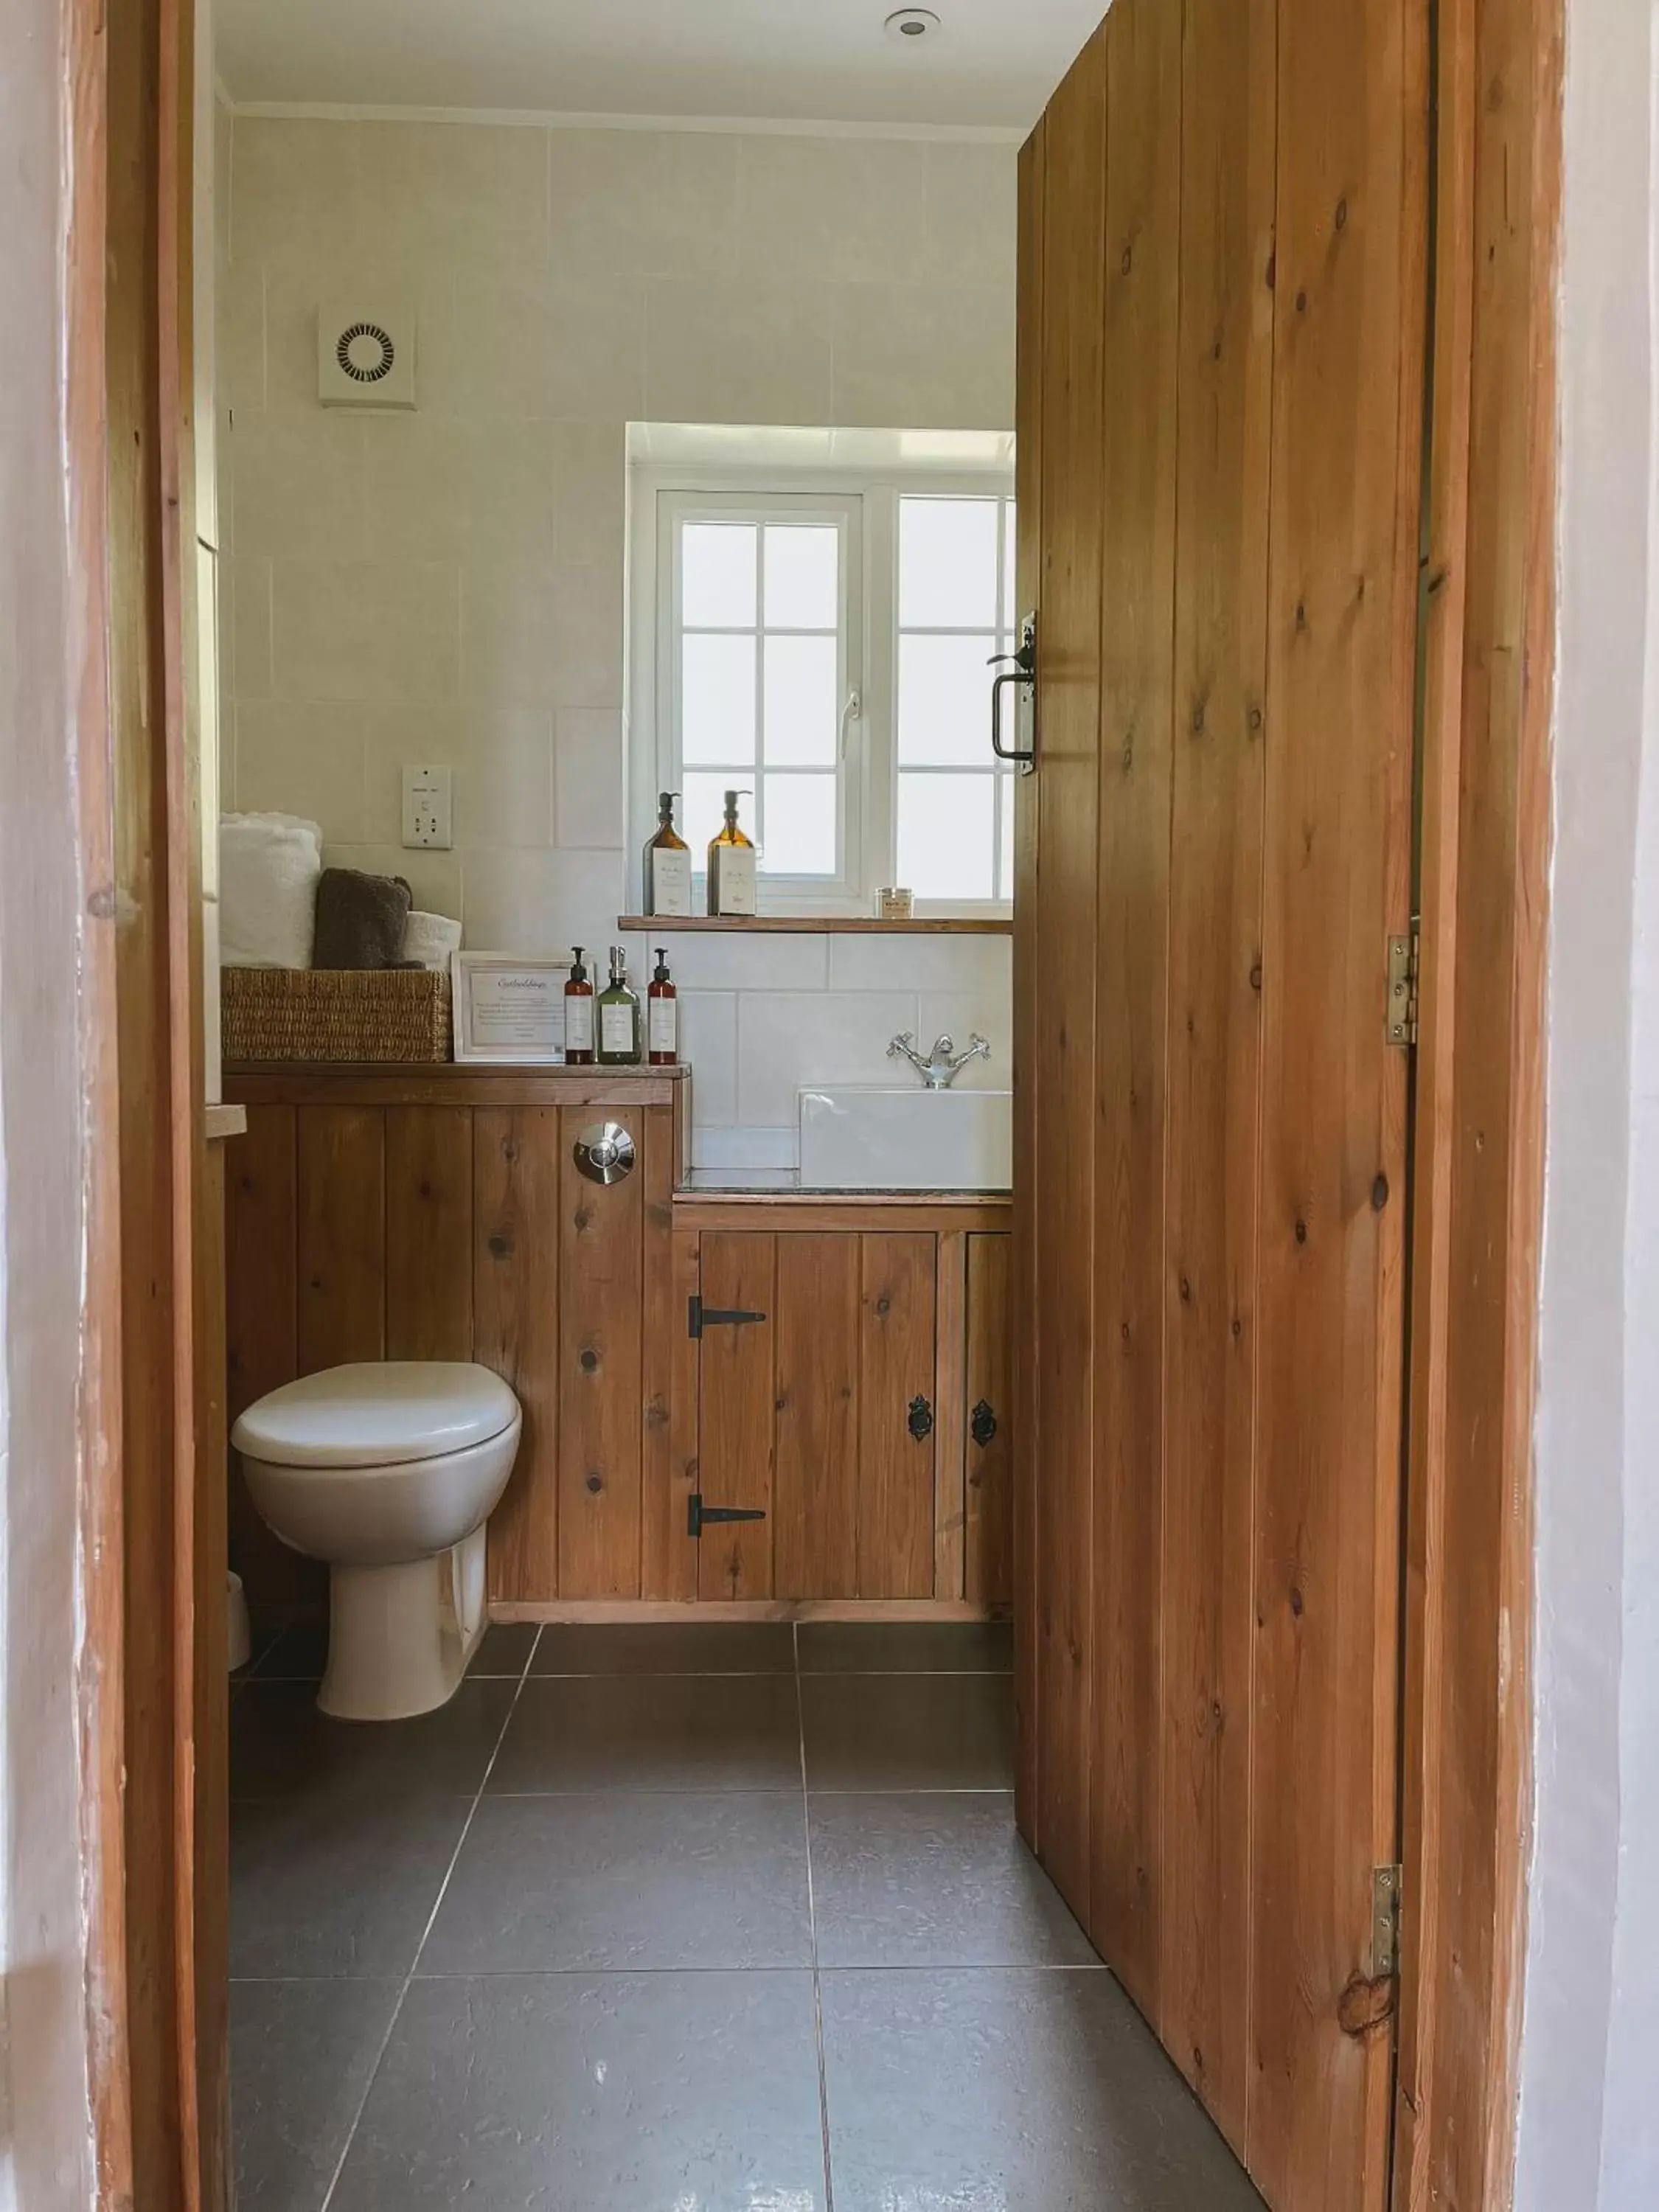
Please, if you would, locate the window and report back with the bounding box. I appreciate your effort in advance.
[643,473,1017,914]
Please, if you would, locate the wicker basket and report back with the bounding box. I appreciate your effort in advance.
[221,967,452,1064]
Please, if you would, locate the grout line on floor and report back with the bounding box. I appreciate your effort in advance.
[793,1621,837,2212]
[314,1624,541,2212]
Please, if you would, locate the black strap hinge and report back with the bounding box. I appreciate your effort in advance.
[687,1493,768,1539]
[688,1295,768,1339]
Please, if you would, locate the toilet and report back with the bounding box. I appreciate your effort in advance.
[232,1361,522,1721]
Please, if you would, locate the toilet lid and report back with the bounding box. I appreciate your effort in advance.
[232,1362,520,1469]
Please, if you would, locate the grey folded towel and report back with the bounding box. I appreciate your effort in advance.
[311,867,414,971]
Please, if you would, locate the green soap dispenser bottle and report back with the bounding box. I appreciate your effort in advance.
[597,945,642,1065]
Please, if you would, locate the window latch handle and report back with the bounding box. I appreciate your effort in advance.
[841,688,862,761]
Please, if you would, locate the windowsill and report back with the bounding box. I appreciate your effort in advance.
[616,914,1012,935]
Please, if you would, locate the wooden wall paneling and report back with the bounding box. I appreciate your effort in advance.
[1159,0,1277,2154]
[1248,0,1423,2194]
[557,1103,644,1598]
[192,1139,231,2212]
[223,1104,317,1607]
[476,1108,562,1604]
[295,1107,386,1373]
[1089,0,1184,2018]
[856,1233,938,1601]
[964,1233,1013,1610]
[641,1106,699,1601]
[773,1234,861,1599]
[1028,27,1107,1912]
[1394,0,1558,2198]
[933,1226,969,1601]
[695,1234,778,1599]
[384,1107,474,1360]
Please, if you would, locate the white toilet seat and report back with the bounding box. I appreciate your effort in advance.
[234,1361,522,1721]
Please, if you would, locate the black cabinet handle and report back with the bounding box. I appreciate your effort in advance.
[908,1394,934,1442]
[971,1399,998,1448]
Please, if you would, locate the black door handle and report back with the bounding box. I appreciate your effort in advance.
[989,613,1037,769]
[971,1399,998,1448]
[908,1394,934,1441]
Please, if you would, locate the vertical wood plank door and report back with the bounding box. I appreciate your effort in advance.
[557,1105,645,1599]
[1016,0,1425,2205]
[296,1107,386,1372]
[476,1107,562,1604]
[856,1233,939,1600]
[773,1234,861,1601]
[695,1233,778,1600]
[385,1107,474,1360]
[964,1232,1013,1610]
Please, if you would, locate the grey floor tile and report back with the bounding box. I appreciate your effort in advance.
[330,1972,827,2212]
[230,1977,401,2212]
[231,1677,515,1805]
[802,1671,1015,1791]
[799,1620,1014,1674]
[467,1621,539,1676]
[251,1615,330,1680]
[421,1790,813,1972]
[532,1618,796,1675]
[810,1792,1099,1968]
[232,1790,473,1978]
[488,1672,802,1793]
[821,1968,1266,2212]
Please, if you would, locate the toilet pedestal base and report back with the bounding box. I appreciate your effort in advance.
[320,1554,465,1721]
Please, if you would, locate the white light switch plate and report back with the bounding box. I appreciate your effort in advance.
[402,763,452,849]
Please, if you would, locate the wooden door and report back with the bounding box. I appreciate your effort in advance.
[696,1232,778,1599]
[964,1232,1012,1610]
[1015,1,1425,2205]
[855,1233,938,1600]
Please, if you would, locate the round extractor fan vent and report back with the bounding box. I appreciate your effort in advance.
[335,321,396,383]
[885,7,942,41]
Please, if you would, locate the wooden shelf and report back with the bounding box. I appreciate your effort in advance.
[618,916,1012,936]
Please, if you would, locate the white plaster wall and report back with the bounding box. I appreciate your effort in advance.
[1514,0,1659,2202]
[0,0,103,2200]
[216,112,1016,1170]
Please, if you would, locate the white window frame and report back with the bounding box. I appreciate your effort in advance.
[629,462,1018,918]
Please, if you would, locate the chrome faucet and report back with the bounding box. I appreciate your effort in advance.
[887,1031,992,1091]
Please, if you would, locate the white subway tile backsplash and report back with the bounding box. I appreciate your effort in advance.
[737,991,919,1127]
[459,845,625,956]
[827,932,1011,995]
[555,709,626,847]
[665,934,830,992]
[678,992,738,1127]
[692,1125,799,1176]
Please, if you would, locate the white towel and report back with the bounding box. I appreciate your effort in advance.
[218,813,323,969]
[401,910,462,971]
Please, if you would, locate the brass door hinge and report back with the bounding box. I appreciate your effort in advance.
[1371,1863,1403,1978]
[1387,927,1420,1048]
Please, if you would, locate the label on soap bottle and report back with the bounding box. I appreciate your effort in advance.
[649,998,677,1057]
[651,847,693,917]
[602,1003,636,1056]
[564,998,593,1055]
[714,844,758,916]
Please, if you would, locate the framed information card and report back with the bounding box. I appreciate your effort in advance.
[451,954,570,1063]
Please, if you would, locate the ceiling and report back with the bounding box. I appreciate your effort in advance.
[217,0,1105,133]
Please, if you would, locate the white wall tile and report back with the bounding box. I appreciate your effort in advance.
[462,560,622,708]
[357,122,550,273]
[220,262,266,415]
[360,417,555,563]
[678,991,738,1127]
[555,708,626,847]
[234,701,367,844]
[232,413,366,558]
[692,1125,798,1176]
[827,933,1011,995]
[549,130,741,279]
[227,554,272,700]
[664,934,830,992]
[271,558,459,703]
[644,276,834,426]
[552,420,627,571]
[458,845,625,956]
[737,990,919,1127]
[831,282,1016,432]
[734,136,931,288]
[922,144,1021,287]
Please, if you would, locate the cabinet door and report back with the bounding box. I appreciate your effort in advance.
[858,1233,938,1599]
[558,1105,644,1599]
[774,1234,861,1600]
[696,1233,777,1599]
[964,1232,1013,1608]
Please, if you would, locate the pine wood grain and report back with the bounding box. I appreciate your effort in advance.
[1159,0,1276,2154]
[964,1232,1013,1610]
[295,1107,386,1373]
[857,1233,938,1600]
[1029,25,1108,1914]
[932,1226,970,1601]
[385,1108,474,1360]
[475,1108,562,1604]
[695,1234,778,1599]
[773,1235,861,1599]
[1089,0,1183,2018]
[557,1105,644,1599]
[641,1107,699,1601]
[1248,0,1422,2194]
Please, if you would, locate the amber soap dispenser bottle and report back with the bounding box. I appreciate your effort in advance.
[563,946,594,1065]
[648,948,678,1065]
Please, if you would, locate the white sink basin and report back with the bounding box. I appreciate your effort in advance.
[798,1087,1012,1192]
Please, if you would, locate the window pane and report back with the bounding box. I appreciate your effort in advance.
[1002,500,1019,629]
[763,773,838,875]
[897,772,995,900]
[764,634,838,766]
[998,773,1015,897]
[684,772,746,858]
[900,633,995,767]
[681,523,757,627]
[764,525,839,629]
[683,633,756,766]
[900,496,999,630]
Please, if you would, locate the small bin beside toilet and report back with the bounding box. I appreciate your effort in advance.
[232,1361,521,1721]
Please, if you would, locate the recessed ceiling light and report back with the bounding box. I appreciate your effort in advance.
[885,8,943,43]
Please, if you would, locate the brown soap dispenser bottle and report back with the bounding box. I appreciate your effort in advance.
[706,787,757,917]
[642,791,692,917]
[563,946,594,1065]
[647,948,678,1066]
